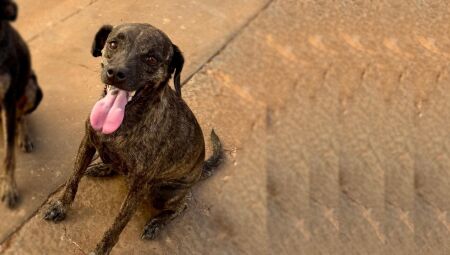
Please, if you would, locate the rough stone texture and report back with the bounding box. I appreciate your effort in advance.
[1,0,450,254]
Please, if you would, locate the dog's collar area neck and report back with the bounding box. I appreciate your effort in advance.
[142,80,167,94]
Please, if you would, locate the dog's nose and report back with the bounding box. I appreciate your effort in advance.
[116,71,126,81]
[106,67,127,82]
[106,68,114,78]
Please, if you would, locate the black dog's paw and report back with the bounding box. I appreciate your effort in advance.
[0,181,20,208]
[43,200,67,222]
[141,219,163,240]
[85,163,116,177]
[19,138,34,153]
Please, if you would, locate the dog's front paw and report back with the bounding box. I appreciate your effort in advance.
[43,200,67,222]
[141,218,163,240]
[19,137,34,153]
[0,180,19,208]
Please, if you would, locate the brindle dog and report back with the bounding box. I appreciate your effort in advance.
[0,0,43,208]
[44,23,223,255]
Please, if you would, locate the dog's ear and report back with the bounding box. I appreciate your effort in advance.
[169,44,184,97]
[0,1,18,21]
[91,25,113,57]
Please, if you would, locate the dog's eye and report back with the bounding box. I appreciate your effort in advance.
[109,41,118,50]
[145,56,158,65]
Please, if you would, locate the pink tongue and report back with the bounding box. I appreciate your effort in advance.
[90,89,129,134]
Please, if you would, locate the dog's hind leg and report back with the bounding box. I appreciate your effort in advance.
[0,101,19,208]
[85,152,117,177]
[17,116,33,153]
[44,133,96,221]
[142,184,191,240]
[93,180,146,255]
[15,71,43,153]
[85,162,117,177]
[85,162,116,177]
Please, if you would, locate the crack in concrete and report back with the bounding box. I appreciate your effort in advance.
[27,0,100,44]
[0,184,65,247]
[63,225,88,255]
[181,0,276,87]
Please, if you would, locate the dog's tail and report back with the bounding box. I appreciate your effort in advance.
[201,129,224,180]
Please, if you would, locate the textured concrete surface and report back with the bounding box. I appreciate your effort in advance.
[1,0,450,254]
[0,0,270,243]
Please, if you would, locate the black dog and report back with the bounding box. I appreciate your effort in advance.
[44,23,222,255]
[0,0,43,208]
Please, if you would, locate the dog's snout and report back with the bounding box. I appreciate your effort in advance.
[105,67,127,83]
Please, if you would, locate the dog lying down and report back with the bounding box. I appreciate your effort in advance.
[43,23,223,255]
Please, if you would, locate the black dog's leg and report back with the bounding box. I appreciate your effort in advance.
[17,116,33,153]
[93,180,145,255]
[0,103,18,208]
[44,133,95,221]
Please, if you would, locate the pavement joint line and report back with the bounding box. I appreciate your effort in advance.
[59,0,99,23]
[0,183,65,246]
[0,0,276,248]
[181,0,276,88]
[27,0,100,44]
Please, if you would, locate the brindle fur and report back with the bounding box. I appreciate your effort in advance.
[0,0,43,208]
[44,23,223,255]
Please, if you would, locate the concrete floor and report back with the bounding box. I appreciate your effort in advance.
[0,0,449,254]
